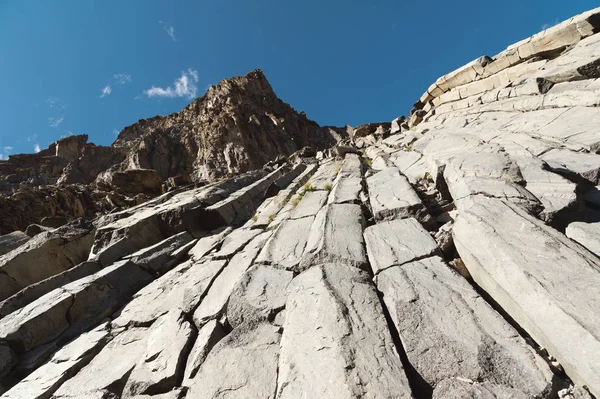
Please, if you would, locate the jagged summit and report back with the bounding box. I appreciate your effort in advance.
[110,68,343,182]
[2,7,600,399]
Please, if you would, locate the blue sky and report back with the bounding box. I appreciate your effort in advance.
[0,1,597,159]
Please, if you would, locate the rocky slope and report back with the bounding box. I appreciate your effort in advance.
[0,69,344,234]
[2,6,600,399]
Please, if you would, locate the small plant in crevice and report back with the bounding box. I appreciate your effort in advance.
[251,214,258,222]
[324,183,333,192]
[268,213,276,223]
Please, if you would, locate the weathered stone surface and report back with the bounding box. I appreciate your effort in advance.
[277,264,413,398]
[2,322,110,399]
[255,216,314,270]
[188,227,232,260]
[98,169,163,195]
[304,159,342,189]
[0,231,29,256]
[566,222,600,256]
[364,218,439,275]
[366,167,431,225]
[251,163,316,227]
[541,149,600,184]
[124,311,195,397]
[182,320,225,385]
[126,232,194,274]
[443,157,542,214]
[0,219,95,301]
[186,323,281,398]
[327,176,363,204]
[213,228,261,259]
[89,169,268,262]
[193,232,271,327]
[0,288,73,353]
[301,204,367,270]
[0,261,101,319]
[376,256,554,397]
[53,327,149,398]
[289,190,328,219]
[453,195,600,397]
[226,265,293,328]
[515,157,578,222]
[111,259,226,328]
[0,259,152,353]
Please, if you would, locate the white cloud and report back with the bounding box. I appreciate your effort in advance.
[144,69,199,100]
[100,74,131,98]
[34,144,41,153]
[100,85,112,98]
[27,134,38,143]
[166,26,176,41]
[48,116,64,127]
[113,73,131,84]
[159,21,177,41]
[3,146,13,152]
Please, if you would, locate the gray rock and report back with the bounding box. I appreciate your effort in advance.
[188,227,232,260]
[0,259,152,353]
[193,232,272,327]
[53,327,149,398]
[125,231,194,274]
[301,204,367,270]
[541,148,600,184]
[277,264,413,398]
[289,190,328,219]
[376,256,554,396]
[304,159,342,190]
[453,195,600,397]
[182,320,225,385]
[213,228,261,259]
[432,378,538,399]
[566,222,600,256]
[364,218,439,275]
[226,265,293,328]
[111,259,226,328]
[327,176,363,204]
[366,167,431,225]
[515,156,578,222]
[255,216,314,270]
[0,260,102,319]
[124,311,195,397]
[0,220,95,301]
[0,231,29,256]
[2,322,110,399]
[186,323,281,398]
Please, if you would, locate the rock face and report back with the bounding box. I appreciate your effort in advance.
[3,7,600,399]
[0,70,344,235]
